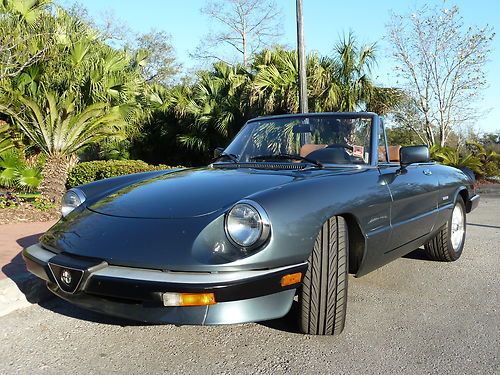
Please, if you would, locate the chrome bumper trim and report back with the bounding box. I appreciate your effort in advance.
[89,262,307,285]
[23,242,307,286]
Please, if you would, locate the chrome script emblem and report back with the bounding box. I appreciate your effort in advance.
[60,269,72,285]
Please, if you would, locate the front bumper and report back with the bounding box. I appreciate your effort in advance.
[466,194,480,213]
[23,243,306,325]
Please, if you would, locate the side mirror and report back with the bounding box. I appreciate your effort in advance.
[214,147,224,158]
[400,145,430,167]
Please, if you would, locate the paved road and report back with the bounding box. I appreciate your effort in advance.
[1,197,499,375]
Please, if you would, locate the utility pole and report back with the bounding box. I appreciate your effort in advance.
[296,0,308,113]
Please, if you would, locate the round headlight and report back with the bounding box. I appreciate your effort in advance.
[225,201,270,249]
[61,189,86,217]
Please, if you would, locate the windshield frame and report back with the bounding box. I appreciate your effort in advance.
[219,112,381,168]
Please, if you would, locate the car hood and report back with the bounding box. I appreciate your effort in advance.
[88,167,298,219]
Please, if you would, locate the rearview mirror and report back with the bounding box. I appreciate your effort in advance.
[400,145,430,167]
[214,147,224,158]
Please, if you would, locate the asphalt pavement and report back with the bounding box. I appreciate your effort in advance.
[0,196,498,375]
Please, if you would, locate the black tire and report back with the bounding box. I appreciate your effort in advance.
[298,216,348,335]
[424,198,466,261]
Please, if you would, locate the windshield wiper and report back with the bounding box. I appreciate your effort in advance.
[213,152,239,163]
[250,153,323,168]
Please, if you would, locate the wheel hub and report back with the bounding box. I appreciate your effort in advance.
[450,204,465,251]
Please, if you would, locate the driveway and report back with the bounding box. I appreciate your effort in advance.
[0,198,498,374]
[0,221,57,281]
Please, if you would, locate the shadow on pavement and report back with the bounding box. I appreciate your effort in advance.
[1,251,28,282]
[40,297,301,331]
[402,247,432,261]
[15,233,45,248]
[38,298,151,327]
[2,232,44,281]
[258,300,301,334]
[1,232,51,304]
[468,223,500,229]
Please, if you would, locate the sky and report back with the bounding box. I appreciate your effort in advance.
[58,0,499,134]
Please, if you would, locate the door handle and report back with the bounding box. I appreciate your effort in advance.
[423,169,432,176]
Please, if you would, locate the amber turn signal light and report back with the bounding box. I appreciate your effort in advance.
[280,272,302,287]
[162,292,216,307]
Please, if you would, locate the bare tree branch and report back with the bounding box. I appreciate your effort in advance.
[192,0,283,66]
[0,27,54,81]
[388,5,494,146]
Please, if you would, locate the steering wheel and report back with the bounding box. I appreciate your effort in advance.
[326,143,353,151]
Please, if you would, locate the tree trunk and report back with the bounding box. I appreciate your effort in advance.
[424,120,435,146]
[439,125,446,147]
[39,154,71,203]
[242,34,247,67]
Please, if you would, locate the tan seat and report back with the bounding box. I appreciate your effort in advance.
[388,145,401,162]
[300,144,327,157]
[379,145,401,162]
[378,145,401,163]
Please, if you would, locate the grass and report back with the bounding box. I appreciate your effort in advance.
[17,192,41,199]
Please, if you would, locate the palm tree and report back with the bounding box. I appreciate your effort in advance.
[0,0,52,24]
[0,0,55,81]
[1,91,127,200]
[0,2,149,195]
[330,33,376,112]
[178,62,252,154]
[252,35,384,114]
[251,47,301,114]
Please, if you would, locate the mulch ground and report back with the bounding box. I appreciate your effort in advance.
[0,204,60,225]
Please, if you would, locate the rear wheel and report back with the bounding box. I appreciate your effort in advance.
[298,216,348,335]
[424,198,466,261]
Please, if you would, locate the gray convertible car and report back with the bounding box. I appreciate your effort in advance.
[23,112,479,335]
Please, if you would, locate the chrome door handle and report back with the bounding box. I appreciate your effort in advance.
[423,169,432,176]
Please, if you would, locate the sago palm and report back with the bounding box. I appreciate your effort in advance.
[431,145,482,176]
[0,121,14,154]
[1,91,128,199]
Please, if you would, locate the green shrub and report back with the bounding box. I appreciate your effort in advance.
[431,144,500,179]
[431,146,482,175]
[67,160,183,188]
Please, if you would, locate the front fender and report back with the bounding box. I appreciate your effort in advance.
[229,168,391,271]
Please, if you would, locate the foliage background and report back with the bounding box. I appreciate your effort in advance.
[0,0,498,201]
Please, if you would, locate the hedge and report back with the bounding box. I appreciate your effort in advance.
[66,160,183,188]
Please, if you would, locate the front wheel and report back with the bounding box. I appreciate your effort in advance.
[424,198,466,261]
[298,216,348,335]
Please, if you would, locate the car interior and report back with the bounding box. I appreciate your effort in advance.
[299,143,402,164]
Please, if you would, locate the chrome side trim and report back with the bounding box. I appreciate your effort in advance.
[89,262,307,285]
[24,244,56,263]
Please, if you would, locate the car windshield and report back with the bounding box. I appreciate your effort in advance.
[222,114,373,166]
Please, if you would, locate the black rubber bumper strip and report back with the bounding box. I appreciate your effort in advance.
[84,263,308,304]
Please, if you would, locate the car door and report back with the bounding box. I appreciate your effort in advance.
[378,162,439,254]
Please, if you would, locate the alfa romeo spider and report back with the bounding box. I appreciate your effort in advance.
[23,112,479,335]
